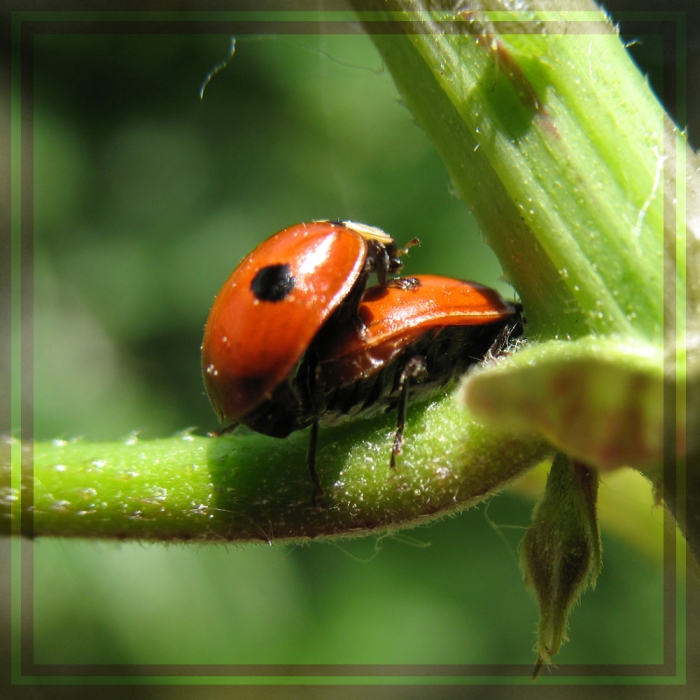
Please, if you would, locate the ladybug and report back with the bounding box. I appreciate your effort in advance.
[202,220,417,498]
[316,274,523,469]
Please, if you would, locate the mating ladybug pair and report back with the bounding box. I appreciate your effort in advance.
[201,221,522,503]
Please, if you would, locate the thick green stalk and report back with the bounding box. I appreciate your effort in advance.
[348,0,698,656]
[4,397,551,541]
[350,0,693,497]
[354,0,680,341]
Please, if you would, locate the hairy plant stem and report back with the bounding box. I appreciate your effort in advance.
[5,1,697,553]
[3,397,552,542]
[349,0,696,555]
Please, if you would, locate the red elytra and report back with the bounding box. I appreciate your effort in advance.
[319,274,518,387]
[316,274,522,466]
[201,221,416,499]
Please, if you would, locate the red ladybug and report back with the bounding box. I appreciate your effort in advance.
[202,220,416,497]
[316,274,522,469]
[204,222,521,502]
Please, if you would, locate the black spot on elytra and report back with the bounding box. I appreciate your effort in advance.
[250,264,295,302]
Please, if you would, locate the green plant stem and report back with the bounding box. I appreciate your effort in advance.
[353,0,683,342]
[349,0,697,551]
[7,1,697,551]
[3,396,552,541]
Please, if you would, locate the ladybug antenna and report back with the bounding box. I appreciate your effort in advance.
[396,237,420,257]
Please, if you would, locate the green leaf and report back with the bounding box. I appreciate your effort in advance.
[463,336,670,473]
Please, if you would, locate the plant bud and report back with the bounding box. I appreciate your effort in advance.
[520,453,602,676]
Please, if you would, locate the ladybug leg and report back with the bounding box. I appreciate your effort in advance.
[382,238,421,282]
[390,356,428,469]
[302,345,326,506]
[372,241,391,287]
[386,238,420,277]
[484,312,524,362]
[387,276,421,291]
[307,417,324,506]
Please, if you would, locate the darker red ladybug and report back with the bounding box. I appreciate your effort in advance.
[316,274,522,469]
[202,220,417,498]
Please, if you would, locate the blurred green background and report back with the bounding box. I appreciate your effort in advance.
[27,26,666,674]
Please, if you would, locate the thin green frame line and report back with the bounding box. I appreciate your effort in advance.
[7,7,687,687]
